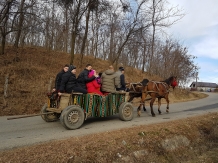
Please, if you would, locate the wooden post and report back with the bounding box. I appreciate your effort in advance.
[4,74,9,97]
[48,77,53,92]
[195,72,198,91]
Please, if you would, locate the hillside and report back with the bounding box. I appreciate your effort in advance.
[0,46,205,116]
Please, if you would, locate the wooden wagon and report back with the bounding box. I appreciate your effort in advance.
[41,91,134,130]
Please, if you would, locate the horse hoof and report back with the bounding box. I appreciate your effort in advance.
[152,114,156,117]
[143,108,146,111]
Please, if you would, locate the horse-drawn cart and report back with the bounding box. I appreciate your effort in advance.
[8,91,134,130]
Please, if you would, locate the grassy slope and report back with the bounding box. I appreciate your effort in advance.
[0,46,154,116]
[0,46,202,116]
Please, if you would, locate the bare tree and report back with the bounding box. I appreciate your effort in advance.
[0,0,15,54]
[147,0,184,74]
[14,0,25,48]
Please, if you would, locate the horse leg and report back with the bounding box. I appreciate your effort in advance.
[165,95,170,113]
[158,97,161,114]
[138,92,147,117]
[143,104,146,111]
[150,97,156,117]
[137,103,146,116]
[128,94,134,102]
[137,105,141,117]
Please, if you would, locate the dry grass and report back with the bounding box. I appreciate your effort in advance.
[0,46,149,116]
[0,112,218,163]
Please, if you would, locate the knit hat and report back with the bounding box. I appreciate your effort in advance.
[68,65,76,72]
[88,69,95,77]
[119,67,124,71]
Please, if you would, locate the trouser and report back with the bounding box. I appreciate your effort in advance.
[72,87,87,94]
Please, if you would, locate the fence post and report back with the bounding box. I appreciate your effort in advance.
[48,77,53,92]
[4,74,9,98]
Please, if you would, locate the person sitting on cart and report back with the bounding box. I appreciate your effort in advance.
[116,66,129,92]
[58,65,87,95]
[101,65,120,94]
[77,64,99,90]
[86,69,103,95]
[52,64,69,92]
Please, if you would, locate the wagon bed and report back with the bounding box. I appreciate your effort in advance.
[41,91,134,130]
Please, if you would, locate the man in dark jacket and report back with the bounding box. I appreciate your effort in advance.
[54,64,69,92]
[77,64,97,89]
[58,65,87,94]
[116,67,129,92]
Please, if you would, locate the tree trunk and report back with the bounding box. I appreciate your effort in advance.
[14,0,25,48]
[1,34,6,55]
[149,0,156,75]
[109,24,114,62]
[50,2,55,51]
[64,7,69,53]
[80,7,91,66]
[70,28,76,65]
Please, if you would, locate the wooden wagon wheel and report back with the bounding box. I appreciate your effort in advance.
[60,105,84,130]
[41,103,60,122]
[119,102,134,121]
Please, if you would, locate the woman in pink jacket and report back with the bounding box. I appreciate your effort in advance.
[86,70,103,95]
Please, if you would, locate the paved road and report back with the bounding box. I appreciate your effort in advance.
[0,92,217,150]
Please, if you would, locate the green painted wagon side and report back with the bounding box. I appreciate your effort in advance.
[42,92,134,130]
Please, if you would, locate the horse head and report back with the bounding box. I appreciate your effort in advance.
[168,76,177,89]
[163,76,177,89]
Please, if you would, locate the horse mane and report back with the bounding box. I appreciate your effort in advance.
[162,76,175,85]
[140,79,149,86]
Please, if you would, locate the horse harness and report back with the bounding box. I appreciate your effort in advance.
[129,82,143,93]
[148,81,170,94]
[129,81,170,95]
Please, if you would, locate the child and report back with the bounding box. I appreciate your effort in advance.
[86,70,103,95]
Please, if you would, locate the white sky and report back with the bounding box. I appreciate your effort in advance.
[167,0,218,85]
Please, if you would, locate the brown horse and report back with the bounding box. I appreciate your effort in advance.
[128,76,177,117]
[128,79,150,111]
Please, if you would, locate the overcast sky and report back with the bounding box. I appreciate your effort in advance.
[166,0,218,85]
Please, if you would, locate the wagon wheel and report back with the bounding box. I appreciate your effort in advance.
[119,102,134,121]
[60,105,85,130]
[41,103,60,122]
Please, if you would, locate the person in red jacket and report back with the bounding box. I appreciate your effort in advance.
[86,70,103,95]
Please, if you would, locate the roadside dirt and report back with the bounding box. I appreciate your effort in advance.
[0,110,218,163]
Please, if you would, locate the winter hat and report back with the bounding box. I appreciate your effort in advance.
[68,65,76,72]
[119,67,124,71]
[89,69,95,77]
